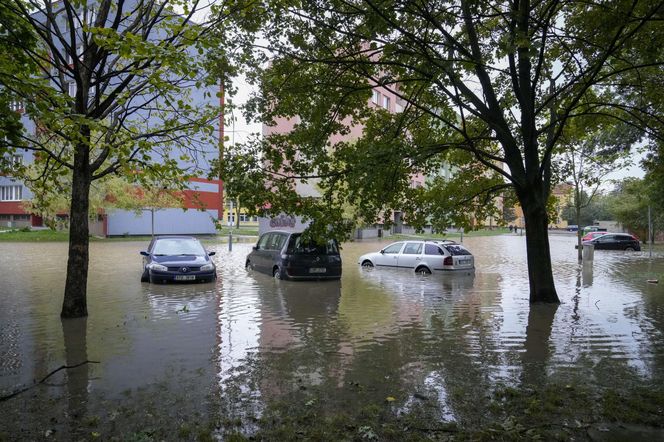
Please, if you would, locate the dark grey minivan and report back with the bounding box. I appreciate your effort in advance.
[245,230,342,280]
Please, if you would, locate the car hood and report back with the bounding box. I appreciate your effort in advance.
[151,255,211,266]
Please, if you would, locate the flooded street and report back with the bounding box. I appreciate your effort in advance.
[1,234,664,439]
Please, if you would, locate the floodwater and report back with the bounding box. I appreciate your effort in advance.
[1,234,663,439]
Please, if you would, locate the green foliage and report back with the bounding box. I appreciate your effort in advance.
[0,0,37,171]
[2,0,220,200]
[606,178,663,240]
[214,0,663,242]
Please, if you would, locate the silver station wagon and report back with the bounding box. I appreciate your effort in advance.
[358,240,475,274]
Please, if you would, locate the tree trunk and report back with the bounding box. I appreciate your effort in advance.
[61,142,91,318]
[519,191,560,304]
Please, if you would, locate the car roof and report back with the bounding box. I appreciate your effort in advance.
[153,235,201,241]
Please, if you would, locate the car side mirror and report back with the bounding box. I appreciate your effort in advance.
[253,245,258,251]
[208,251,216,256]
[380,249,385,254]
[140,251,149,256]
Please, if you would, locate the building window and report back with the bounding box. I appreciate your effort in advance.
[13,214,30,221]
[9,100,24,112]
[0,214,10,221]
[372,90,380,105]
[0,185,22,201]
[11,155,22,167]
[68,82,77,97]
[383,95,390,109]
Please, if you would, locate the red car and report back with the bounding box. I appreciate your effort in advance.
[581,231,639,242]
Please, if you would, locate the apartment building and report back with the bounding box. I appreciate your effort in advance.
[259,80,427,237]
[0,1,222,236]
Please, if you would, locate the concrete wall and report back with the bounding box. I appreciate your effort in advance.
[107,208,217,236]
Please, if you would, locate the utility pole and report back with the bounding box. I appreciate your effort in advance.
[219,79,225,230]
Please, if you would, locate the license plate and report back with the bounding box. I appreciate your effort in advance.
[175,275,196,281]
[458,259,471,265]
[309,267,327,273]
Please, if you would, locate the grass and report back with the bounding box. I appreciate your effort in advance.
[209,382,664,441]
[216,226,259,236]
[0,228,257,242]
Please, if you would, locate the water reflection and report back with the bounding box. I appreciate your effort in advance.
[0,237,663,438]
[61,318,89,429]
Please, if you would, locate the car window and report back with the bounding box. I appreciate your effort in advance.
[257,233,270,249]
[425,244,444,255]
[152,238,206,256]
[268,233,287,251]
[383,242,404,254]
[443,245,472,256]
[402,242,423,255]
[286,234,340,255]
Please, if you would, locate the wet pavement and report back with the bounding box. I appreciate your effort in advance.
[1,234,663,439]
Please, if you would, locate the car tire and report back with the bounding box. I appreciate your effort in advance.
[140,269,149,282]
[625,247,635,251]
[245,260,253,270]
[361,260,374,269]
[273,266,282,280]
[416,266,431,275]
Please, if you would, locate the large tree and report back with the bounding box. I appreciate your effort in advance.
[217,0,664,303]
[1,0,220,317]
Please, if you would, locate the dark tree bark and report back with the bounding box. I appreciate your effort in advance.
[516,183,559,304]
[61,138,91,318]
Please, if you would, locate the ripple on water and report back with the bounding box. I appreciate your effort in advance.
[1,236,664,430]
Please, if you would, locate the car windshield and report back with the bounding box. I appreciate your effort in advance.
[443,245,472,256]
[286,234,339,255]
[152,238,206,256]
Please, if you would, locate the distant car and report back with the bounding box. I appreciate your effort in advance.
[583,233,641,251]
[245,231,342,280]
[358,240,475,274]
[140,236,217,283]
[583,225,607,234]
[567,225,579,232]
[581,231,608,242]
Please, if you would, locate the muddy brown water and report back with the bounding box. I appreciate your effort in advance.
[1,234,663,438]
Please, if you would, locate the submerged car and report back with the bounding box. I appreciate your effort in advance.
[582,233,641,251]
[358,240,475,274]
[140,236,217,283]
[245,230,342,280]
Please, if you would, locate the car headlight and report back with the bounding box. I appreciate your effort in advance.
[148,263,168,272]
[200,263,215,272]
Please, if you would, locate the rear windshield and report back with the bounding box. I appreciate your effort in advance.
[443,245,472,256]
[286,234,339,255]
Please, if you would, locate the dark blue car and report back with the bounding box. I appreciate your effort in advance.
[140,236,217,283]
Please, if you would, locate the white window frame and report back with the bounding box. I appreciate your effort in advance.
[68,81,77,97]
[383,95,390,109]
[9,100,23,112]
[0,185,23,201]
[372,90,381,104]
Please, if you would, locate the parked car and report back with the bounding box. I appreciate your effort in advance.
[582,225,608,234]
[581,231,608,242]
[245,231,342,280]
[140,236,217,283]
[567,225,579,232]
[358,240,475,274]
[583,233,641,251]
